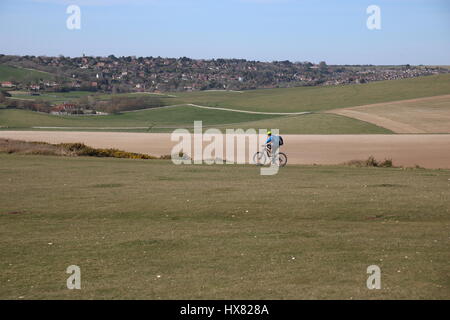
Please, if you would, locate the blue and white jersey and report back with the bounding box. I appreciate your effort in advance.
[266,135,280,145]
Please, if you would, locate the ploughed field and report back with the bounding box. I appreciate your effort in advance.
[1,131,450,169]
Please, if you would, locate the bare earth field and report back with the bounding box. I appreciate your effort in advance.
[1,131,450,169]
[328,95,450,134]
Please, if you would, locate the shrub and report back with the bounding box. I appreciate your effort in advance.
[379,159,393,168]
[0,139,166,160]
[344,156,395,168]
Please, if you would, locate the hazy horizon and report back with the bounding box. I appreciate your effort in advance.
[2,53,450,67]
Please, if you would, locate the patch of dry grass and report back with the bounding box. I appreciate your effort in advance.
[0,138,69,156]
[344,156,394,168]
[0,138,169,160]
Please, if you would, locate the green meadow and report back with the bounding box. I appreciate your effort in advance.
[0,65,55,82]
[168,74,450,112]
[0,107,390,134]
[0,106,275,128]
[0,154,449,299]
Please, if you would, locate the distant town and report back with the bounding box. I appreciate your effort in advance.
[1,54,449,93]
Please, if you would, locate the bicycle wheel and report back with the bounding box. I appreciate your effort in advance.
[253,151,267,166]
[275,152,288,167]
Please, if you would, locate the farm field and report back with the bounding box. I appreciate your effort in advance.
[0,106,390,134]
[329,95,450,134]
[218,113,391,134]
[7,90,175,104]
[7,91,96,103]
[2,0,450,305]
[167,74,450,113]
[3,74,450,113]
[1,74,449,135]
[0,154,449,299]
[0,65,55,82]
[1,131,450,169]
[0,106,276,129]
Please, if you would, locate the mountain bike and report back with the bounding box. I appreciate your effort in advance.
[253,144,288,167]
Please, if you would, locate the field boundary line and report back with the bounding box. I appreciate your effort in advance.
[121,103,312,115]
[330,109,426,133]
[187,104,312,115]
[328,94,450,111]
[121,104,186,113]
[31,126,150,130]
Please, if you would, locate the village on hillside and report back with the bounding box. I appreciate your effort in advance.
[1,54,449,94]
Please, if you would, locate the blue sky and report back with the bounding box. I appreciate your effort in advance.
[0,0,449,64]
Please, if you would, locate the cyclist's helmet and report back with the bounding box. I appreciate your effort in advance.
[267,130,272,136]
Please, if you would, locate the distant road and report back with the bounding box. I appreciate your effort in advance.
[1,131,450,169]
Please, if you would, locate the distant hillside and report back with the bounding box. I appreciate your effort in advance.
[1,54,449,93]
[0,65,55,82]
[3,73,450,115]
[170,73,450,112]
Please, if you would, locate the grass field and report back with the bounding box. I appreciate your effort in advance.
[0,154,449,299]
[168,74,450,113]
[1,74,449,134]
[0,106,276,129]
[0,65,55,82]
[6,74,450,114]
[0,106,391,134]
[8,91,95,103]
[329,95,450,134]
[219,113,391,134]
[7,91,175,104]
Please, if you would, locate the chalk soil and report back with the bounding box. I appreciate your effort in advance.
[1,131,450,168]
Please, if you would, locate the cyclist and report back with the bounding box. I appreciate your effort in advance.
[265,130,280,154]
[253,130,287,167]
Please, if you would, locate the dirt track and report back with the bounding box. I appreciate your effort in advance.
[1,131,450,169]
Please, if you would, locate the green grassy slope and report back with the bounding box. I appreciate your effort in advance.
[219,113,392,134]
[3,74,449,133]
[0,65,55,82]
[0,154,449,299]
[169,74,450,112]
[8,74,449,114]
[8,91,175,104]
[8,91,94,103]
[0,106,277,128]
[0,107,390,134]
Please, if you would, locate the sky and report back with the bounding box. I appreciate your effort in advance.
[0,0,449,65]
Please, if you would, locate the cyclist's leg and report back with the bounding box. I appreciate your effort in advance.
[271,145,279,164]
[266,144,272,157]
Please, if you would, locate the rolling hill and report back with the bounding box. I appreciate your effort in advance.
[0,65,55,82]
[328,94,450,133]
[1,74,449,134]
[168,74,450,113]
